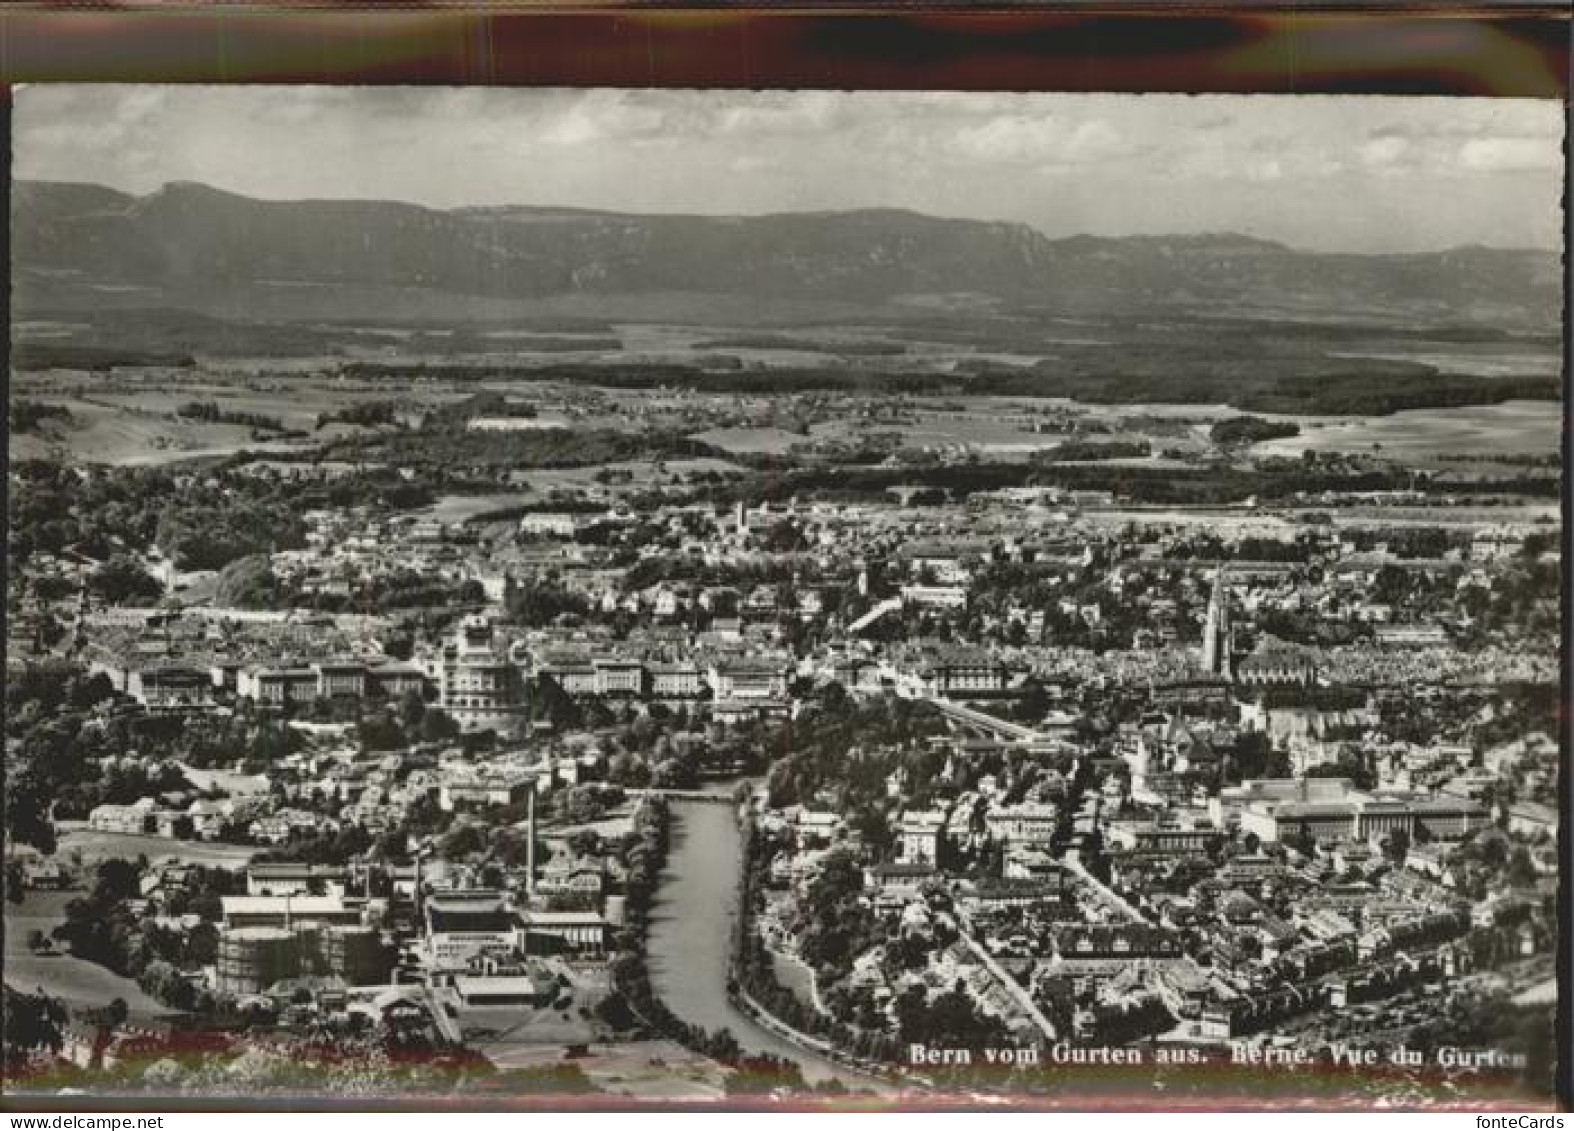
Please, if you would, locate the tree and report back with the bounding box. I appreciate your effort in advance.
[398,689,427,729]
[1383,827,1410,866]
[89,555,163,605]
[357,713,406,752]
[138,959,195,1010]
[2,987,65,1067]
[5,773,57,854]
[420,708,460,745]
[439,824,485,861]
[186,921,220,967]
[213,554,283,608]
[1015,678,1049,723]
[1507,846,1537,888]
[850,806,894,859]
[94,858,141,904]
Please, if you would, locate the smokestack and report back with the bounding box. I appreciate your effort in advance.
[526,787,537,901]
[414,852,424,937]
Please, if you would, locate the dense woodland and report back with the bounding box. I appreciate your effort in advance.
[323,355,1559,417]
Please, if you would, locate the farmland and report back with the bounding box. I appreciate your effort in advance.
[1252,400,1559,464]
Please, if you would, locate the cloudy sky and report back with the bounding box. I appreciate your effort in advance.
[13,85,1564,253]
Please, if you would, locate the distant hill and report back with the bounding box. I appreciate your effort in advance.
[11,179,1561,326]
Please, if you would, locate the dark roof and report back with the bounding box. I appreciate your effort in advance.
[428,908,514,934]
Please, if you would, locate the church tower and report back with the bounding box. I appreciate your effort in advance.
[1201,567,1233,679]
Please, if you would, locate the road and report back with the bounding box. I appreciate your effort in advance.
[952,916,1058,1041]
[1063,851,1151,926]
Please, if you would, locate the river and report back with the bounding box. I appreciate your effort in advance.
[646,797,870,1088]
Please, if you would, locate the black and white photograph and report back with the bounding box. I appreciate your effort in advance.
[3,85,1563,1108]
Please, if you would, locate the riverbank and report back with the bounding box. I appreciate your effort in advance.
[646,797,870,1088]
[725,808,917,1093]
[729,981,916,1093]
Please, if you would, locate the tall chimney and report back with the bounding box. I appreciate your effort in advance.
[414,852,424,937]
[526,787,537,901]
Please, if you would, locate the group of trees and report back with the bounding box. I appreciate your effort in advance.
[175,400,287,432]
[50,860,222,1013]
[10,399,72,433]
[315,351,1560,420]
[738,818,1012,1069]
[891,979,1010,1052]
[357,698,461,753]
[1035,439,1152,463]
[6,664,125,852]
[3,664,325,851]
[1210,416,1300,446]
[315,400,401,430]
[216,556,485,614]
[2,986,67,1072]
[322,417,722,476]
[154,496,307,573]
[9,460,323,579]
[736,828,902,1068]
[795,848,878,974]
[88,554,164,605]
[764,691,950,815]
[504,582,591,627]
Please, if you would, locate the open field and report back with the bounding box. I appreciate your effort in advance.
[1328,348,1558,377]
[769,948,820,1014]
[424,493,543,523]
[3,890,175,1016]
[8,394,293,466]
[7,372,462,466]
[55,826,261,868]
[479,1038,729,1100]
[1253,400,1559,461]
[176,764,272,798]
[12,342,1561,473]
[4,952,174,1016]
[692,426,809,455]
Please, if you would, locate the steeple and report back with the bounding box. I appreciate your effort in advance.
[1202,567,1232,679]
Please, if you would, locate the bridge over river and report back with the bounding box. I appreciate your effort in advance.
[627,786,741,804]
[925,696,1047,744]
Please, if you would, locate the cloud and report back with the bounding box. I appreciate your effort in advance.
[953,115,1133,165]
[9,86,1562,254]
[1359,135,1411,169]
[1243,158,1285,184]
[1458,137,1560,173]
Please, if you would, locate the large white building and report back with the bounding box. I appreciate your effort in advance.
[438,617,529,733]
[1219,778,1488,846]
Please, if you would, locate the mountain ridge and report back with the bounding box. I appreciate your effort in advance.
[12,179,1560,325]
